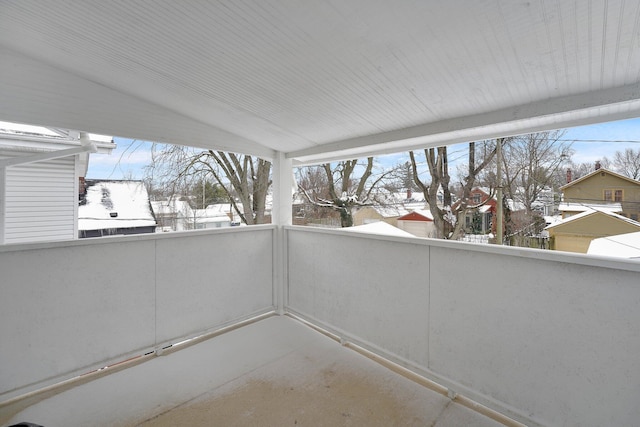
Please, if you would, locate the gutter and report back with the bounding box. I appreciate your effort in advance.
[0,143,97,168]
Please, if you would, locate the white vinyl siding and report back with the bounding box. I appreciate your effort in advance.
[2,155,76,244]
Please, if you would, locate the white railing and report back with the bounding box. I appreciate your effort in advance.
[3,224,639,426]
[0,226,276,401]
[285,226,640,427]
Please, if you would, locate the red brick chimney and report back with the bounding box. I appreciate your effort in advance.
[406,188,412,199]
[79,177,86,195]
[595,160,601,170]
[566,168,572,184]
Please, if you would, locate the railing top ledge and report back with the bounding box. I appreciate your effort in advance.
[284,225,640,274]
[0,224,277,254]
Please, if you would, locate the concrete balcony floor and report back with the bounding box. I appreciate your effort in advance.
[5,316,511,427]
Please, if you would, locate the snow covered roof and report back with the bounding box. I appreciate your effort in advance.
[193,205,233,223]
[79,180,156,231]
[559,202,622,213]
[151,199,194,218]
[544,215,563,227]
[545,208,640,230]
[203,204,234,215]
[342,221,415,238]
[506,198,526,212]
[372,205,410,218]
[587,232,640,259]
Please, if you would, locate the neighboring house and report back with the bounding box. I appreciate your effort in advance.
[545,208,640,254]
[192,203,238,229]
[527,186,555,216]
[353,205,409,227]
[587,231,640,259]
[352,189,425,227]
[560,166,640,221]
[558,201,623,218]
[0,121,115,244]
[397,209,435,238]
[453,187,497,234]
[151,199,239,231]
[79,180,156,238]
[151,198,194,232]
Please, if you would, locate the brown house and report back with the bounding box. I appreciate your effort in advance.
[352,205,409,227]
[561,167,640,221]
[546,208,640,254]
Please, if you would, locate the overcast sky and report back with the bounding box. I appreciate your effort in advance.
[86,117,640,180]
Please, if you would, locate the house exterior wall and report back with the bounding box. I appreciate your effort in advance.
[563,171,640,220]
[552,234,593,253]
[397,219,434,238]
[352,207,383,226]
[1,152,76,244]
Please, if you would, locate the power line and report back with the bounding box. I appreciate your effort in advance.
[557,139,640,144]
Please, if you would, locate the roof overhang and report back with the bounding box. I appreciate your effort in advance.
[2,2,640,164]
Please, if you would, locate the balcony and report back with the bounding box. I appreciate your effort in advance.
[2,3,640,425]
[1,226,638,426]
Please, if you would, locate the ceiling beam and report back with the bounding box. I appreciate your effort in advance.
[288,84,640,165]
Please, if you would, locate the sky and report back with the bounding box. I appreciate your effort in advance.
[86,117,640,180]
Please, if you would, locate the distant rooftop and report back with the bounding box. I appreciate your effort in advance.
[79,180,156,231]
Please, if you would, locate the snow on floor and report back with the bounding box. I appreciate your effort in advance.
[5,316,507,427]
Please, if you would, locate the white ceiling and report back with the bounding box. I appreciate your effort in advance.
[1,1,640,164]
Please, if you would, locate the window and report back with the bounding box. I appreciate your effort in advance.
[615,190,623,202]
[604,189,623,201]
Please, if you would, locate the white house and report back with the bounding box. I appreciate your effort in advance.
[397,209,435,238]
[151,200,239,232]
[0,121,115,244]
[151,198,195,232]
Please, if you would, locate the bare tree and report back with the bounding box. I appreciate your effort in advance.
[563,156,610,183]
[501,131,573,215]
[410,141,497,239]
[297,157,394,227]
[147,144,271,225]
[612,148,640,179]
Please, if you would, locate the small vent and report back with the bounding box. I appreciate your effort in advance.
[110,212,118,218]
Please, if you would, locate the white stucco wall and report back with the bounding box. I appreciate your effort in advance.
[286,227,640,427]
[0,226,275,400]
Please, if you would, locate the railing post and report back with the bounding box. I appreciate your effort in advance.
[272,152,292,314]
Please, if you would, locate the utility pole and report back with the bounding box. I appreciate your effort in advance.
[496,137,503,245]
